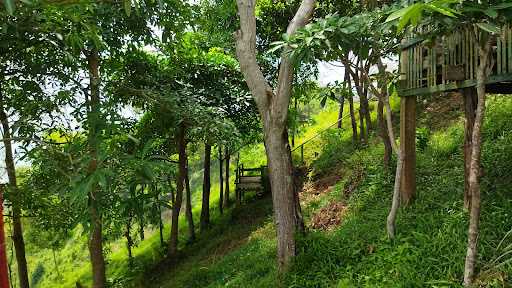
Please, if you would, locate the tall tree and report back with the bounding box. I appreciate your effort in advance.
[234,0,315,271]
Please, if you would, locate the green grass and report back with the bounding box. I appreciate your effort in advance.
[140,96,512,287]
[10,97,512,287]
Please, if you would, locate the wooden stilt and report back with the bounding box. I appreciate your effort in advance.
[400,96,417,205]
[463,87,478,210]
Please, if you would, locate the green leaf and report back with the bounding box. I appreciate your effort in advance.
[320,96,327,108]
[4,0,15,15]
[493,3,512,10]
[476,22,500,34]
[483,8,498,19]
[386,5,413,23]
[124,0,132,17]
[426,4,457,17]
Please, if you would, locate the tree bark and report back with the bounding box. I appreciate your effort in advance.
[218,146,224,215]
[337,95,345,129]
[348,90,358,142]
[184,159,195,242]
[200,143,212,231]
[224,148,230,208]
[463,34,493,287]
[347,62,368,144]
[138,185,144,241]
[158,192,164,247]
[85,49,106,288]
[265,127,298,270]
[377,60,392,168]
[235,0,315,272]
[462,88,478,210]
[0,83,29,288]
[168,123,186,257]
[383,86,403,239]
[125,216,133,264]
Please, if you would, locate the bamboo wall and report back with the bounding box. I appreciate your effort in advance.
[399,25,512,96]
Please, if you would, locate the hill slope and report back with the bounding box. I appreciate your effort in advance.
[141,95,512,287]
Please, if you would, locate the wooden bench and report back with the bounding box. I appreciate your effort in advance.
[235,165,270,202]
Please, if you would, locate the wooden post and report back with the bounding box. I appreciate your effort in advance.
[462,87,478,209]
[400,96,417,205]
[0,185,10,288]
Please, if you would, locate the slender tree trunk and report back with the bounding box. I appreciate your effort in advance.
[463,34,493,287]
[138,185,144,241]
[224,149,230,208]
[463,88,478,210]
[348,95,358,142]
[377,60,392,168]
[125,216,133,265]
[168,123,186,257]
[200,143,212,231]
[86,49,106,288]
[218,146,223,215]
[158,197,164,247]
[337,95,345,129]
[362,79,372,136]
[378,99,392,168]
[353,75,368,144]
[184,159,195,242]
[0,84,29,288]
[343,68,358,143]
[383,86,402,239]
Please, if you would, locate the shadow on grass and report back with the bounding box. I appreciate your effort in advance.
[130,192,275,287]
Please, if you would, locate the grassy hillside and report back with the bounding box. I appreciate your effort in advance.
[141,95,512,287]
[9,96,512,287]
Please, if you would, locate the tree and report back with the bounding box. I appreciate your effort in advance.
[234,0,315,271]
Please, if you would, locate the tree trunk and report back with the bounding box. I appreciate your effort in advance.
[462,88,478,210]
[0,86,29,288]
[376,61,392,168]
[383,86,402,239]
[264,126,298,271]
[168,123,186,257]
[86,49,106,288]
[354,79,368,144]
[138,185,144,241]
[348,94,358,142]
[337,95,345,129]
[362,79,372,136]
[224,149,230,208]
[184,159,195,242]
[158,195,164,247]
[463,34,493,287]
[378,99,392,168]
[200,143,211,231]
[343,66,358,142]
[235,0,315,272]
[125,217,133,265]
[218,146,223,215]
